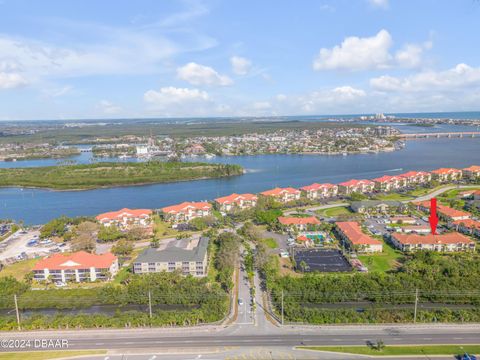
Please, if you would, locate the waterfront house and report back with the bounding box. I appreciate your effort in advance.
[390,232,475,252]
[338,179,375,195]
[451,219,480,238]
[133,237,209,277]
[398,171,432,185]
[414,201,471,222]
[278,216,321,231]
[214,193,258,212]
[335,221,383,253]
[96,208,153,230]
[300,183,338,199]
[431,168,463,182]
[260,187,301,203]
[350,200,406,214]
[32,251,118,283]
[372,175,407,192]
[161,202,212,223]
[463,165,480,179]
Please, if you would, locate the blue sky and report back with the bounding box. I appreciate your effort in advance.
[1,0,480,120]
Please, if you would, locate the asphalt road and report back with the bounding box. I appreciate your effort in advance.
[2,324,480,351]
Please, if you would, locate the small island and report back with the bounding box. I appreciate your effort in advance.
[0,161,243,190]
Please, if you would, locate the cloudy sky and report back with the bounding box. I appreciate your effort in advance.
[1,0,480,120]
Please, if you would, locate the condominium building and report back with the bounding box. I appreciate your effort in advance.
[300,183,338,199]
[372,175,407,192]
[214,193,257,212]
[278,216,321,231]
[398,171,432,185]
[390,232,475,252]
[463,165,480,179]
[260,187,301,203]
[32,251,118,283]
[335,221,383,253]
[133,237,209,277]
[338,179,375,195]
[431,168,462,182]
[96,208,153,230]
[161,201,212,223]
[414,201,471,222]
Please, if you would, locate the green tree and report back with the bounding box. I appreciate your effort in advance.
[97,225,123,243]
[111,239,134,256]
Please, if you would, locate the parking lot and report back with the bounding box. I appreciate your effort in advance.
[0,228,68,263]
[364,215,435,236]
[293,248,352,272]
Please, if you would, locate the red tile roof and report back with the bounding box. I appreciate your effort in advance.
[297,235,310,242]
[161,201,212,214]
[96,208,152,221]
[453,219,480,230]
[399,171,430,178]
[338,179,374,187]
[413,201,471,220]
[33,251,117,270]
[431,168,461,175]
[260,187,300,196]
[392,232,474,245]
[278,216,320,226]
[463,165,480,172]
[215,193,257,204]
[300,183,336,191]
[336,221,382,246]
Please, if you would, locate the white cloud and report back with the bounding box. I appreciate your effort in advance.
[313,29,393,71]
[0,71,28,89]
[368,0,388,8]
[252,101,271,110]
[177,62,233,86]
[230,56,252,75]
[370,63,480,92]
[144,86,209,108]
[98,100,122,115]
[394,44,423,68]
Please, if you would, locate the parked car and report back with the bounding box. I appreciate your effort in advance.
[238,298,244,306]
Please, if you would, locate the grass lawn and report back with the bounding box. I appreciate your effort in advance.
[111,266,131,284]
[407,185,446,197]
[358,242,403,273]
[298,344,480,356]
[316,206,353,217]
[0,258,38,280]
[0,350,107,360]
[373,193,414,201]
[262,237,278,249]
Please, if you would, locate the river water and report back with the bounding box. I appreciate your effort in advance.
[0,124,479,224]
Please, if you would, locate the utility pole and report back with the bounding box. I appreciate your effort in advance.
[148,290,152,319]
[281,289,284,326]
[14,294,20,330]
[414,288,418,323]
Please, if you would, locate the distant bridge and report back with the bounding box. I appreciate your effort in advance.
[399,131,480,139]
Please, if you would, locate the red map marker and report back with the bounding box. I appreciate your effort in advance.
[429,198,438,235]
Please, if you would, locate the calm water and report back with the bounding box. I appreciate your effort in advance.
[1,136,479,224]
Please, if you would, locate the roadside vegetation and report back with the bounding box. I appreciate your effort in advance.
[0,161,243,190]
[298,345,480,356]
[264,252,480,324]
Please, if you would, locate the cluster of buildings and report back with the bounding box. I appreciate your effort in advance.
[155,165,479,225]
[29,164,480,282]
[176,126,399,156]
